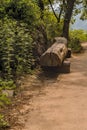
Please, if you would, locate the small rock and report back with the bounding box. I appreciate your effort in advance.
[2,90,14,97]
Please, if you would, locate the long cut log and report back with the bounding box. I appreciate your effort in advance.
[40,37,68,67]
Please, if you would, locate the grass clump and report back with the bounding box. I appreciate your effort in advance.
[0,79,16,90]
[0,114,9,129]
[0,94,11,107]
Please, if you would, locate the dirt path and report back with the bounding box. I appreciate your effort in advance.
[10,43,87,130]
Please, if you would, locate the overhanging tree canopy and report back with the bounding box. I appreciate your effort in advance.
[47,0,87,39]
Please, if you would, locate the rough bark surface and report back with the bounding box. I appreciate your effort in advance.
[62,0,76,39]
[40,37,68,67]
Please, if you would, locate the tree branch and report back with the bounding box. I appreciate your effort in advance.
[58,0,65,23]
[48,0,59,22]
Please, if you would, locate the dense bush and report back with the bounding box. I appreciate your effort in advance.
[0,0,63,81]
[0,0,41,81]
[68,37,82,53]
[43,11,63,42]
[70,29,87,42]
[0,114,9,128]
[5,0,40,26]
[69,29,87,52]
[0,18,35,79]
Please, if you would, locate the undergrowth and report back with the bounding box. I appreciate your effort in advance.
[0,114,9,129]
[68,37,82,53]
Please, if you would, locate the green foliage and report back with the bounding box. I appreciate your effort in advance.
[0,114,9,129]
[0,0,63,81]
[0,79,16,90]
[70,29,87,42]
[0,1,86,127]
[69,29,87,52]
[0,18,34,79]
[5,0,40,26]
[0,0,86,80]
[80,0,87,20]
[43,11,63,41]
[68,37,82,53]
[0,94,11,107]
[0,0,10,18]
[0,0,45,80]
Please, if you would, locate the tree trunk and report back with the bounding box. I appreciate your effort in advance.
[62,0,76,39]
[38,0,44,19]
[58,0,66,23]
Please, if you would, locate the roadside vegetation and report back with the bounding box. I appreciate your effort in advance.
[0,0,87,128]
[69,30,87,52]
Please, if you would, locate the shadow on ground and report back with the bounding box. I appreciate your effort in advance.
[37,67,60,81]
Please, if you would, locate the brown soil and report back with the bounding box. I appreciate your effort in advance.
[4,43,87,130]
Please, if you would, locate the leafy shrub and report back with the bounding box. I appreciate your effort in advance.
[0,114,9,129]
[0,0,63,80]
[68,37,82,53]
[70,29,87,42]
[43,11,63,42]
[0,18,34,79]
[0,94,11,107]
[0,0,10,18]
[0,79,16,90]
[5,0,40,26]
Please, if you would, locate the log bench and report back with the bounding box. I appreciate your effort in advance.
[40,37,71,73]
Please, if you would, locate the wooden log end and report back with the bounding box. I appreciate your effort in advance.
[40,52,61,67]
[40,37,68,67]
